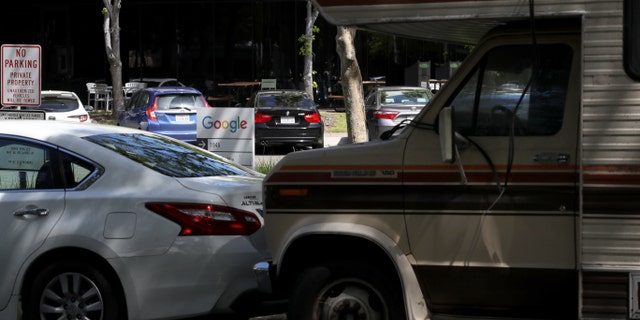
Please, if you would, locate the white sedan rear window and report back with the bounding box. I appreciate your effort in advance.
[85,133,256,178]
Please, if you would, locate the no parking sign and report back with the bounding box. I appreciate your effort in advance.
[1,44,41,106]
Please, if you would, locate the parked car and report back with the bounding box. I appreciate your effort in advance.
[130,77,185,87]
[0,120,269,320]
[117,86,209,143]
[1,90,92,122]
[364,86,433,140]
[247,89,324,149]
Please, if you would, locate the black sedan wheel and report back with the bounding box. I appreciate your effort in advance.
[23,260,124,320]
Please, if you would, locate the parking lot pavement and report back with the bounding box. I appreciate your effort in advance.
[254,131,347,167]
[324,131,348,147]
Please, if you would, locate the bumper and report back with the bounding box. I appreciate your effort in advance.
[253,261,274,293]
[114,235,266,319]
[255,125,323,147]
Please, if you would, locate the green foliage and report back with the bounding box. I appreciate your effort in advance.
[254,158,279,174]
[298,25,320,56]
[312,70,318,88]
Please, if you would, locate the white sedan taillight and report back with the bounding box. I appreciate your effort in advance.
[146,203,262,236]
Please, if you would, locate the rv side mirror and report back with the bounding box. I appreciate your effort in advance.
[438,107,454,163]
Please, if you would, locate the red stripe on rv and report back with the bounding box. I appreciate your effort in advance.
[584,166,640,185]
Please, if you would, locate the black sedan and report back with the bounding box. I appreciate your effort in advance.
[247,90,324,150]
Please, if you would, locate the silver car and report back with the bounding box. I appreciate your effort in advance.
[365,86,433,140]
[0,121,268,320]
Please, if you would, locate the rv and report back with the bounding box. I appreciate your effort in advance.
[255,1,640,319]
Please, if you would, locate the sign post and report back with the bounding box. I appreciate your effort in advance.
[1,44,41,107]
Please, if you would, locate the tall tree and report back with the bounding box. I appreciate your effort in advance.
[300,0,319,97]
[102,0,123,119]
[336,26,367,143]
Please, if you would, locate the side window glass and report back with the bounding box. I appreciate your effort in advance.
[60,152,95,189]
[365,93,375,109]
[0,138,96,190]
[625,0,640,80]
[130,92,148,109]
[0,139,55,190]
[451,44,573,136]
[128,93,139,109]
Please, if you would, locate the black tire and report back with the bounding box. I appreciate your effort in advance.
[23,259,125,320]
[288,261,406,320]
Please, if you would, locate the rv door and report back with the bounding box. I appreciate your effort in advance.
[403,27,581,318]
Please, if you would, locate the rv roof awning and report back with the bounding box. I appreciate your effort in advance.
[356,20,505,44]
[312,0,587,44]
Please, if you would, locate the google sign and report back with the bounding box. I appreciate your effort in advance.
[201,115,248,133]
[197,108,254,167]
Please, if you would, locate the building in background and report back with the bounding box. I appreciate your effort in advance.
[1,0,469,106]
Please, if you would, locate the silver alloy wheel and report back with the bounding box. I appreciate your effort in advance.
[39,272,104,320]
[314,278,387,320]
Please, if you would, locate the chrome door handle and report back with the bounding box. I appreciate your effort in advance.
[14,207,49,217]
[533,153,570,165]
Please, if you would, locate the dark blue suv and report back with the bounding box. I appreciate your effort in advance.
[117,87,209,143]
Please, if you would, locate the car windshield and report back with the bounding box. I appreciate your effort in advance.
[84,133,258,178]
[156,94,206,110]
[257,92,314,109]
[380,90,431,106]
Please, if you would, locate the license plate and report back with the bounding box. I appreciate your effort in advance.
[0,110,46,120]
[175,114,190,122]
[280,116,295,124]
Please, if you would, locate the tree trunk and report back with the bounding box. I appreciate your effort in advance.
[336,26,367,144]
[302,1,319,98]
[103,0,124,120]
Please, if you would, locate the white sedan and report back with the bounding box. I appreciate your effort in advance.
[0,121,269,320]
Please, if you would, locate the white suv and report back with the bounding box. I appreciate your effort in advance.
[1,90,92,122]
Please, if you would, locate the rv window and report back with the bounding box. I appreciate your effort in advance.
[450,44,572,136]
[624,0,640,80]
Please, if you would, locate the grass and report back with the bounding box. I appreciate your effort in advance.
[254,157,280,174]
[320,110,347,133]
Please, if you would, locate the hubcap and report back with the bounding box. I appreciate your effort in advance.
[39,272,104,320]
[316,280,386,320]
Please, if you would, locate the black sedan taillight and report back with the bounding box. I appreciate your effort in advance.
[304,112,322,123]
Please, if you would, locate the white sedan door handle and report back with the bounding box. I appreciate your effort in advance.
[14,207,49,217]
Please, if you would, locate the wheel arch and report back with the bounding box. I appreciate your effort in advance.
[276,223,429,319]
[20,247,129,320]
